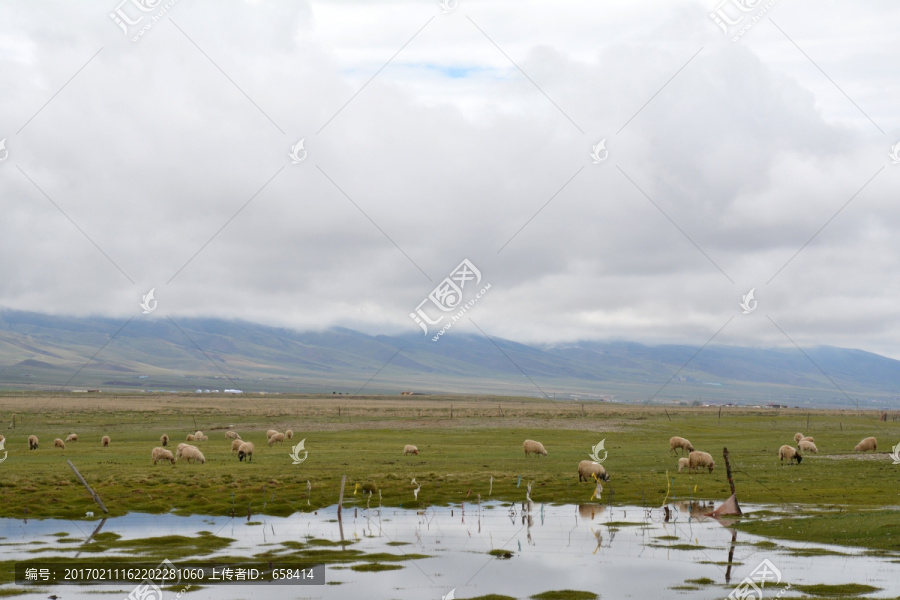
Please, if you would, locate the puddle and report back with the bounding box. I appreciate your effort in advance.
[1,502,898,599]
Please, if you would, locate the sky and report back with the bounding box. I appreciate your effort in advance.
[1,0,899,357]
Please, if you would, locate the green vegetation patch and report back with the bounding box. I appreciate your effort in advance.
[349,563,403,572]
[466,595,517,600]
[531,591,598,600]
[790,583,881,596]
[734,510,900,551]
[684,578,715,585]
[488,549,514,558]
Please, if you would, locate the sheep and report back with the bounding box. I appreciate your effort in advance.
[179,445,205,464]
[186,434,196,441]
[151,447,175,465]
[194,431,203,439]
[101,436,110,447]
[779,445,802,465]
[800,436,814,443]
[523,439,547,457]
[794,432,805,444]
[577,460,610,482]
[231,438,243,452]
[196,435,209,442]
[160,434,169,446]
[65,433,78,443]
[175,442,189,459]
[54,438,65,449]
[677,457,690,473]
[854,436,877,452]
[798,440,818,454]
[225,431,241,440]
[669,436,694,455]
[403,444,419,455]
[266,429,279,439]
[28,435,38,450]
[268,433,285,447]
[237,441,254,462]
[285,429,293,440]
[688,450,715,473]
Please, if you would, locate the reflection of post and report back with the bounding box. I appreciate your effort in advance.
[337,475,346,544]
[75,517,107,559]
[725,529,737,584]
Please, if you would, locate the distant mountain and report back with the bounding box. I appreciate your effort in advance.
[0,309,898,408]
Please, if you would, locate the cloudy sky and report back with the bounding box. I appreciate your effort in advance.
[1,0,899,356]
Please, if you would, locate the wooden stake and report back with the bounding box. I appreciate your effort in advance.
[722,447,742,515]
[665,409,671,422]
[337,475,346,519]
[67,460,108,514]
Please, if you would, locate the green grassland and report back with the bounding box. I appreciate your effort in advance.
[0,393,898,552]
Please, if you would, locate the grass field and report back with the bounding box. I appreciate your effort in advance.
[1,393,898,553]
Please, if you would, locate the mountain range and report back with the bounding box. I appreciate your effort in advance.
[1,309,898,408]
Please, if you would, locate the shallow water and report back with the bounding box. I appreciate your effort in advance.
[2,501,898,599]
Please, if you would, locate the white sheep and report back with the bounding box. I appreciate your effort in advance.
[669,436,694,455]
[688,450,715,473]
[577,460,609,482]
[523,439,547,457]
[101,435,110,447]
[160,434,169,446]
[179,444,205,464]
[677,457,690,473]
[403,444,419,455]
[231,439,243,452]
[194,431,204,438]
[800,436,814,443]
[54,438,65,449]
[266,429,279,439]
[175,442,189,459]
[28,435,38,450]
[798,440,818,454]
[268,433,285,447]
[237,441,254,462]
[151,447,175,465]
[65,433,78,443]
[196,435,209,442]
[854,437,877,452]
[225,431,241,440]
[794,432,805,444]
[285,429,293,440]
[186,434,196,441]
[779,445,802,465]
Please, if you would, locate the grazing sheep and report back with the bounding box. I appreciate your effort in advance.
[669,436,694,455]
[779,445,802,465]
[577,460,610,482]
[186,434,196,441]
[196,435,209,442]
[151,447,175,465]
[794,432,805,444]
[54,438,65,449]
[231,438,243,452]
[285,429,293,440]
[237,441,254,462]
[175,442,189,459]
[523,439,548,457]
[403,444,419,455]
[677,457,690,473]
[160,434,169,447]
[800,436,814,443]
[194,431,204,439]
[28,435,38,450]
[101,436,110,447]
[179,445,205,464]
[854,437,877,452]
[688,450,715,473]
[65,433,78,443]
[266,429,279,439]
[798,440,818,454]
[225,431,241,440]
[268,433,285,447]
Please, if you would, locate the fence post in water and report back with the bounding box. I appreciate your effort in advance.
[67,460,108,514]
[722,447,742,515]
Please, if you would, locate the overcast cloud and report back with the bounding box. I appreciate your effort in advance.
[1,0,899,357]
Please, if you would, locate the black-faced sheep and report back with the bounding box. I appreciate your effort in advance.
[688,450,715,473]
[54,438,65,449]
[669,436,694,455]
[523,439,547,457]
[577,460,610,482]
[65,433,77,443]
[403,444,419,455]
[28,435,38,450]
[101,435,110,447]
[237,441,254,462]
[854,437,877,452]
[779,445,802,465]
[151,447,175,465]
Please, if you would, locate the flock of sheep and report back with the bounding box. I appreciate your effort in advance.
[15,427,299,466]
